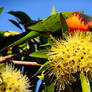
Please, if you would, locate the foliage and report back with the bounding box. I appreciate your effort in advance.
[0,6,92,92]
[0,7,4,14]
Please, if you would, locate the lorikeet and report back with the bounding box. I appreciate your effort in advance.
[66,12,92,34]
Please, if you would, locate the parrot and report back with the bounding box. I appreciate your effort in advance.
[66,12,92,34]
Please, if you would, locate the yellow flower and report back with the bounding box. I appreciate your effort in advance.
[46,32,92,91]
[0,64,31,92]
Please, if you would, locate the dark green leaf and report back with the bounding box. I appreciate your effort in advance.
[29,49,49,59]
[0,31,39,52]
[8,11,32,24]
[40,38,53,47]
[32,61,49,77]
[0,7,4,14]
[45,81,56,92]
[9,19,22,30]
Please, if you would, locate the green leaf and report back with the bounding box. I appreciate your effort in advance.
[0,63,5,68]
[0,31,39,52]
[28,13,67,33]
[32,61,49,77]
[8,11,32,24]
[40,38,53,47]
[40,43,52,47]
[80,71,91,92]
[29,49,49,59]
[0,31,6,36]
[37,74,44,80]
[0,7,4,14]
[0,31,19,37]
[51,5,55,15]
[9,19,22,30]
[45,81,56,92]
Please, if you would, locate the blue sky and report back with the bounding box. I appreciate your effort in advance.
[0,0,92,32]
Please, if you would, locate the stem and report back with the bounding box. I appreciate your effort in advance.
[0,55,14,63]
[0,54,40,66]
[80,71,91,92]
[12,60,41,66]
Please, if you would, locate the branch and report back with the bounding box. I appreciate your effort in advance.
[0,55,14,63]
[0,54,40,66]
[12,60,41,66]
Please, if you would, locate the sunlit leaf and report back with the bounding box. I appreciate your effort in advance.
[0,31,39,52]
[0,31,19,37]
[40,43,52,47]
[29,49,48,59]
[37,74,44,80]
[80,71,91,92]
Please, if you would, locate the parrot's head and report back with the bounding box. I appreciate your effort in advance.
[66,12,92,34]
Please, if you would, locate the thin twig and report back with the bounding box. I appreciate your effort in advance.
[0,54,40,66]
[0,55,14,63]
[12,60,41,66]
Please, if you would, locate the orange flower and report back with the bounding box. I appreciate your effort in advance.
[66,14,92,34]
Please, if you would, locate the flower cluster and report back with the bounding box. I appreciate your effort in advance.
[0,64,31,92]
[46,32,92,91]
